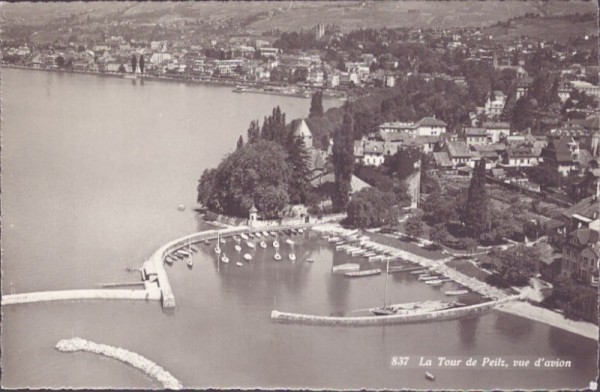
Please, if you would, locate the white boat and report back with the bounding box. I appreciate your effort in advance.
[220,238,226,244]
[425,371,435,381]
[187,258,193,267]
[298,228,304,234]
[234,245,242,252]
[345,268,382,277]
[370,257,396,316]
[425,279,443,285]
[241,233,249,240]
[286,239,294,246]
[260,241,267,248]
[418,276,440,281]
[255,232,262,238]
[236,262,243,267]
[233,236,241,242]
[244,253,252,261]
[246,241,255,249]
[332,263,360,273]
[445,290,469,296]
[289,253,296,261]
[273,233,280,248]
[262,231,270,237]
[221,254,229,264]
[178,250,192,257]
[269,231,276,236]
[165,256,174,265]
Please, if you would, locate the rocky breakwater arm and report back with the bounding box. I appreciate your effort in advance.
[55,338,182,390]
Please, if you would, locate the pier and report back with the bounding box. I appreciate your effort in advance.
[1,288,161,306]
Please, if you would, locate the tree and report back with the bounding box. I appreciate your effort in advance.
[201,140,291,217]
[139,54,145,74]
[118,63,126,73]
[55,55,65,68]
[197,168,217,205]
[131,54,137,74]
[491,245,540,286]
[430,223,449,246]
[309,90,324,118]
[286,134,311,204]
[346,188,396,228]
[461,237,478,255]
[246,119,260,143]
[404,213,423,239]
[332,113,355,211]
[462,159,490,239]
[236,135,244,150]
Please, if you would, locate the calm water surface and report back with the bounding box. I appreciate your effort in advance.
[1,69,597,389]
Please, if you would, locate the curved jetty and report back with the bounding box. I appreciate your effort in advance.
[55,338,182,390]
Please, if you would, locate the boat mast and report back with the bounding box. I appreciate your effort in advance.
[383,257,389,308]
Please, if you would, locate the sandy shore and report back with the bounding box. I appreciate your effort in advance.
[497,301,599,341]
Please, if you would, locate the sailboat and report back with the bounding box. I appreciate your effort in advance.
[370,257,396,316]
[221,253,229,264]
[215,231,221,255]
[260,240,267,248]
[273,233,280,248]
[288,243,296,261]
[274,247,282,261]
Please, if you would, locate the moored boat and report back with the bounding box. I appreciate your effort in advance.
[289,253,296,261]
[234,245,242,252]
[345,268,382,278]
[244,253,252,261]
[260,241,267,249]
[425,279,443,285]
[221,253,229,264]
[425,371,435,381]
[240,233,249,240]
[187,258,193,267]
[236,262,243,267]
[445,289,469,296]
[285,239,294,246]
[246,241,255,249]
[332,263,360,273]
[255,232,262,238]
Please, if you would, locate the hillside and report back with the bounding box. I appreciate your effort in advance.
[2,1,597,31]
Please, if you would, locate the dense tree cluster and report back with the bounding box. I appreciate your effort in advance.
[197,140,291,218]
[461,159,490,239]
[346,188,398,228]
[543,277,598,323]
[487,245,541,286]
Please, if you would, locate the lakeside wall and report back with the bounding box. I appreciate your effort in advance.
[55,337,182,389]
[271,295,521,326]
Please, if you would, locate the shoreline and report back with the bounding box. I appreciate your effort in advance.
[315,222,599,340]
[2,63,346,99]
[496,301,598,341]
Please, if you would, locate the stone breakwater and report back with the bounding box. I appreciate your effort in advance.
[55,338,182,389]
[271,296,521,326]
[1,288,161,306]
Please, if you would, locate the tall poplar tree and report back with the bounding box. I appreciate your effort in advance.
[247,120,260,143]
[139,55,145,75]
[309,90,324,118]
[462,159,490,239]
[332,112,355,211]
[237,135,244,150]
[131,54,137,73]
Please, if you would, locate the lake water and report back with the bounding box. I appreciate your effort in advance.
[1,68,597,389]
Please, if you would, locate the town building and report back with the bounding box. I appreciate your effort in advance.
[484,90,507,117]
[539,136,580,185]
[482,121,511,143]
[561,227,599,286]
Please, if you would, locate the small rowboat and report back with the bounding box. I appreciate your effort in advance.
[260,241,267,249]
[187,258,193,267]
[332,263,360,273]
[262,231,270,237]
[246,241,255,249]
[165,256,174,265]
[425,280,443,285]
[445,290,469,296]
[214,246,221,255]
[286,239,294,246]
[306,259,314,263]
[298,228,304,234]
[234,245,242,252]
[345,268,382,278]
[233,236,241,242]
[274,253,282,261]
[425,372,435,381]
[273,240,279,248]
[289,253,296,261]
[255,232,262,238]
[244,253,252,261]
[236,262,243,267]
[240,233,249,240]
[269,231,276,236]
[220,238,226,244]
[221,254,229,263]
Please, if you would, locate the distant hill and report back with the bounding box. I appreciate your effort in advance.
[1,1,596,31]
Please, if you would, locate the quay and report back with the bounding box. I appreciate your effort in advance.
[1,288,161,306]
